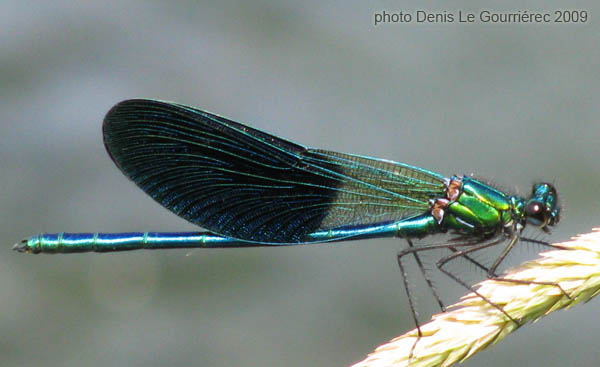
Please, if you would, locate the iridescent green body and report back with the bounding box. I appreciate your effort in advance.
[20,176,511,253]
[16,100,559,254]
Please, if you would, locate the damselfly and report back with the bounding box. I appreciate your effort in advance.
[15,99,564,340]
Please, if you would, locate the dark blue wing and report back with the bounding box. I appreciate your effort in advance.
[103,99,446,243]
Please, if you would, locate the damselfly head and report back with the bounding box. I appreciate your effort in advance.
[525,183,559,231]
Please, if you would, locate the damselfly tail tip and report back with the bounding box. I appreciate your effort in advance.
[12,240,28,253]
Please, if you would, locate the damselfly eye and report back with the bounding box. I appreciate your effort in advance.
[525,200,547,225]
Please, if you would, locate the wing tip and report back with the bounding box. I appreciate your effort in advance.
[102,99,160,166]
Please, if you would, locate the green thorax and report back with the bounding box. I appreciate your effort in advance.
[442,177,513,234]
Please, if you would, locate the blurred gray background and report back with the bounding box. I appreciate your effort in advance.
[2,1,599,366]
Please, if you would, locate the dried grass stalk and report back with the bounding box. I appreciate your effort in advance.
[351,229,600,367]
